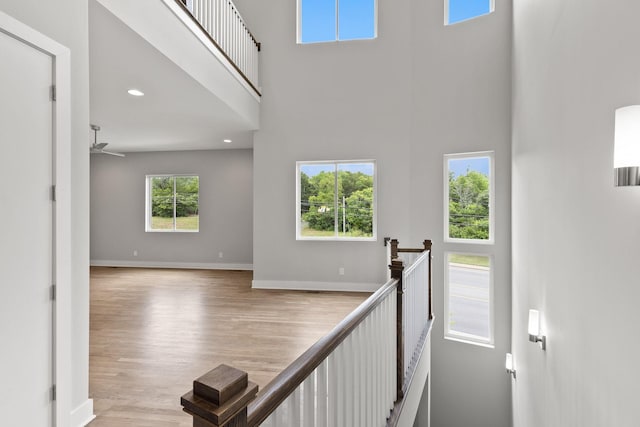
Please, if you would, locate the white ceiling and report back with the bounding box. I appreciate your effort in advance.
[89,0,255,153]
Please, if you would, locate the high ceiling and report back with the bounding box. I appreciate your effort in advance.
[89,0,255,153]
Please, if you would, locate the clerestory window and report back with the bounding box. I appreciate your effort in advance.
[298,0,377,43]
[446,0,494,25]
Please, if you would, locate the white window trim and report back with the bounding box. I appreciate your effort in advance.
[296,0,378,44]
[443,251,495,347]
[444,0,495,26]
[145,174,200,233]
[296,160,377,241]
[443,151,495,244]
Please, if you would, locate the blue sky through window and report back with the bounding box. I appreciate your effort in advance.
[339,0,375,40]
[448,0,492,25]
[300,0,375,43]
[301,0,336,43]
[448,157,489,178]
[301,162,374,177]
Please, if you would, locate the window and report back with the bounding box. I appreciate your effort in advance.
[298,0,377,43]
[444,151,495,347]
[444,253,493,346]
[444,151,494,243]
[146,175,199,232]
[297,160,376,240]
[446,0,494,25]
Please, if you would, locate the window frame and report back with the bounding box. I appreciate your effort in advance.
[444,0,495,26]
[443,151,495,245]
[145,174,200,233]
[296,0,379,44]
[443,251,495,347]
[296,159,377,241]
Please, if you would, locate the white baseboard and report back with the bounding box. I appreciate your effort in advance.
[90,260,253,270]
[71,399,95,427]
[252,280,379,292]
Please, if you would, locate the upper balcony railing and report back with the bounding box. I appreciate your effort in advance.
[176,0,261,96]
[181,239,433,427]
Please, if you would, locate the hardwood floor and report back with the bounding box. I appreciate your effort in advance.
[89,267,369,426]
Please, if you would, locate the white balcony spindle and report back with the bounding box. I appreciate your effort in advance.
[317,360,328,427]
[302,373,315,427]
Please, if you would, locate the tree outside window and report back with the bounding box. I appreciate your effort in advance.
[147,175,199,232]
[445,153,493,243]
[297,161,376,240]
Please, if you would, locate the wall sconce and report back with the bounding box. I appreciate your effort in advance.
[528,309,546,350]
[614,105,640,186]
[505,353,516,379]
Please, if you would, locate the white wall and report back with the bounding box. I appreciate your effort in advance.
[236,0,512,425]
[408,1,512,426]
[0,0,91,422]
[91,149,253,268]
[512,0,640,426]
[235,0,414,289]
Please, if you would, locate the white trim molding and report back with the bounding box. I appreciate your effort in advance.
[0,10,73,427]
[90,260,253,271]
[252,280,379,293]
[70,399,95,427]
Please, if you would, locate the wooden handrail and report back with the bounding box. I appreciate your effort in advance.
[246,278,399,426]
[172,0,262,96]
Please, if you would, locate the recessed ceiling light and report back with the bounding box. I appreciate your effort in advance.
[223,139,232,143]
[127,89,144,97]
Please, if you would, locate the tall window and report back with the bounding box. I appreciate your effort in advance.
[444,151,495,347]
[146,175,199,232]
[298,0,377,43]
[297,160,376,240]
[446,0,494,25]
[444,152,494,244]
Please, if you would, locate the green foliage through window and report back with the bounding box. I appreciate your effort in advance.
[148,175,199,231]
[446,155,491,241]
[298,162,375,239]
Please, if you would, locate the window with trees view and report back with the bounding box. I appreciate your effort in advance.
[444,152,493,243]
[297,161,376,240]
[146,175,199,232]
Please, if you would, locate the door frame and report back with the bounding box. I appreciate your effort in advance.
[0,10,72,427]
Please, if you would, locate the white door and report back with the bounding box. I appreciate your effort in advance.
[0,28,54,426]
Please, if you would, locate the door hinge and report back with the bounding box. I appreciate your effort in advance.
[50,385,56,401]
[50,85,56,102]
[51,185,56,202]
[50,284,56,301]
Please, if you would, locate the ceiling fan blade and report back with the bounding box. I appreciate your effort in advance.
[94,142,108,150]
[101,150,126,157]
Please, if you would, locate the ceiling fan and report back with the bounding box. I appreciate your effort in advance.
[90,124,125,157]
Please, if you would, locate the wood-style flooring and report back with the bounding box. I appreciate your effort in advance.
[88,267,369,426]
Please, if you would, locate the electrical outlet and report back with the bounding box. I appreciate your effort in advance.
[218,252,224,259]
[133,250,138,257]
[339,267,345,275]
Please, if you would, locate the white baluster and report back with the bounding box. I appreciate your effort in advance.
[302,372,315,427]
[290,387,301,426]
[328,351,339,427]
[344,336,354,426]
[317,359,328,427]
[260,412,275,427]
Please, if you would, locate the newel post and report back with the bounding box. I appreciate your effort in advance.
[390,257,405,399]
[390,238,399,260]
[181,364,258,427]
[423,239,433,320]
